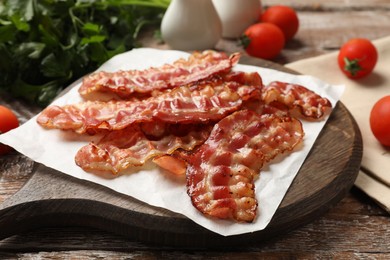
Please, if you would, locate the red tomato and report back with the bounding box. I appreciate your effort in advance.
[260,5,299,41]
[241,23,285,60]
[338,38,378,79]
[0,105,19,155]
[370,96,390,147]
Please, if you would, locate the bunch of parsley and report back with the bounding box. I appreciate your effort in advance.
[0,0,170,106]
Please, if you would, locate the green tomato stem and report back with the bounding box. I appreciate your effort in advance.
[344,57,362,76]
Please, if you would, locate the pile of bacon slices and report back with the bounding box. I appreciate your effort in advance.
[37,50,332,223]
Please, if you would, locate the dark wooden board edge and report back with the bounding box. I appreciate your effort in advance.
[0,57,363,248]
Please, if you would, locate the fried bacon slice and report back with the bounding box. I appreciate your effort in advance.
[262,81,332,119]
[79,50,240,99]
[186,110,304,222]
[153,155,187,175]
[242,99,291,118]
[37,72,262,134]
[75,124,212,174]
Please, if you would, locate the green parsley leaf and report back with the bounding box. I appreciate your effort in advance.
[0,0,170,106]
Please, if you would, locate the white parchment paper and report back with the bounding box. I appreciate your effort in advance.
[0,48,344,236]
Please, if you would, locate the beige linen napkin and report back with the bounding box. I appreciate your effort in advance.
[286,36,390,212]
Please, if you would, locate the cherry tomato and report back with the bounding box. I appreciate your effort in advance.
[260,5,299,41]
[338,38,378,79]
[241,23,285,60]
[0,105,19,155]
[370,96,390,147]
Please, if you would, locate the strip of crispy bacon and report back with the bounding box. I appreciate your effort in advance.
[242,99,291,118]
[37,72,262,134]
[75,124,212,174]
[262,81,332,119]
[79,51,240,99]
[186,110,304,222]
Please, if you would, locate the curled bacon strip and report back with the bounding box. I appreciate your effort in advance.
[186,110,304,222]
[37,72,262,134]
[262,81,332,119]
[79,51,240,99]
[75,124,212,174]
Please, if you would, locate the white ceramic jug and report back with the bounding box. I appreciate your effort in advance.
[161,0,222,50]
[212,0,262,39]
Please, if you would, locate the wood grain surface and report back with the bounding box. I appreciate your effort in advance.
[1,0,390,258]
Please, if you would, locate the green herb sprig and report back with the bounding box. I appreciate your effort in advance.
[0,0,170,106]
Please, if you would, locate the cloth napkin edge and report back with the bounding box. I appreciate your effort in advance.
[355,170,390,214]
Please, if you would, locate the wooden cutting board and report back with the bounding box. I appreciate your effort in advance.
[0,57,362,248]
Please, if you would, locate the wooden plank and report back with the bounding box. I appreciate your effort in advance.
[0,192,389,254]
[1,251,389,259]
[0,151,34,203]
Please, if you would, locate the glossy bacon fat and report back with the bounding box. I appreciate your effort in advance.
[186,110,304,222]
[79,51,240,99]
[75,124,212,174]
[37,72,262,134]
[262,81,332,119]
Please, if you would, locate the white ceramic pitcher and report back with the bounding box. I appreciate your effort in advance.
[212,0,262,39]
[161,0,222,50]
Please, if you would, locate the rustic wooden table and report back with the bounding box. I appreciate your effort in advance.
[1,0,390,258]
